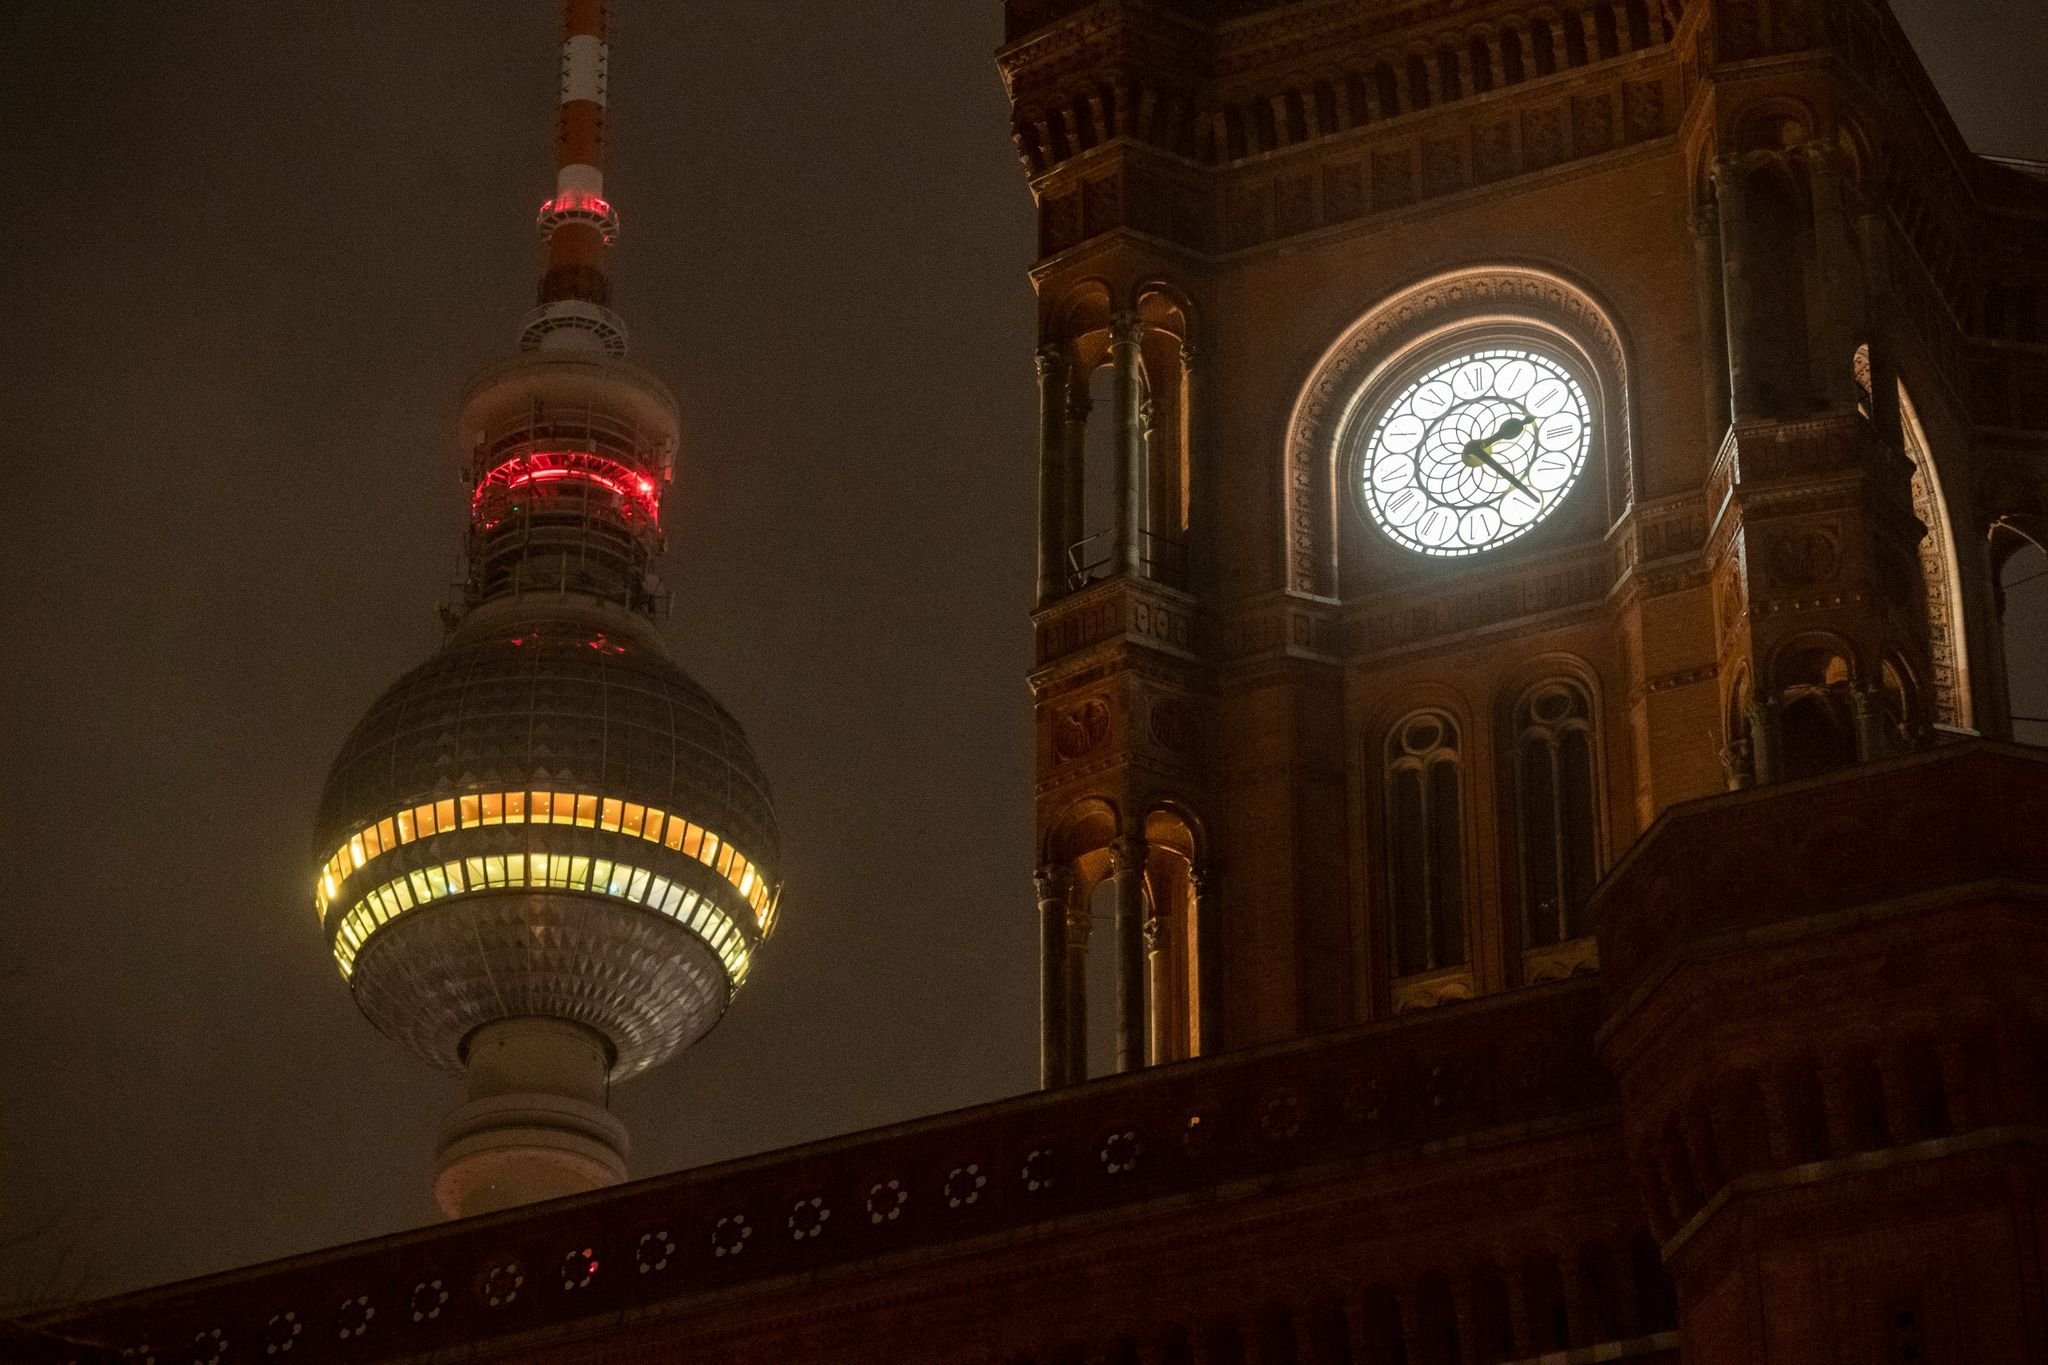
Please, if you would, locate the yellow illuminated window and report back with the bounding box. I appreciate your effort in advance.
[607,864,631,897]
[480,793,503,826]
[568,856,591,887]
[415,804,436,837]
[551,792,575,825]
[349,835,366,870]
[362,826,382,860]
[465,856,486,888]
[395,809,415,842]
[701,832,721,867]
[599,798,624,832]
[621,803,645,838]
[506,790,527,822]
[716,845,736,879]
[627,868,651,901]
[530,791,553,822]
[435,799,457,831]
[738,865,756,898]
[459,795,481,828]
[377,817,396,850]
[664,818,686,852]
[548,854,571,886]
[574,794,599,828]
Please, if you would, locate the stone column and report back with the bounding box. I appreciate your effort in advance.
[1748,695,1782,785]
[1191,863,1220,1056]
[1713,157,1760,420]
[1035,345,1070,608]
[1690,202,1732,429]
[1179,338,1201,593]
[1858,213,1906,444]
[1802,142,1862,410]
[1111,311,1146,577]
[1064,894,1093,1082]
[433,1018,627,1220]
[1036,864,1072,1089]
[1062,366,1092,578]
[1111,833,1149,1073]
[1143,905,1170,1066]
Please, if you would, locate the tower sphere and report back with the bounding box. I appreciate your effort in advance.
[313,598,781,1079]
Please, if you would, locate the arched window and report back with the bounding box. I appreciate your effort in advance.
[1501,28,1527,83]
[1386,711,1468,977]
[1777,646,1858,780]
[1512,680,1601,946]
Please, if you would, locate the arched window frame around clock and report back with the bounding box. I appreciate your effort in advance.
[1340,328,1605,566]
[1284,265,1636,598]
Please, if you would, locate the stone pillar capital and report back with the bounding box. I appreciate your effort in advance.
[1064,899,1093,946]
[1141,911,1167,954]
[1109,309,1144,349]
[1110,833,1149,874]
[1034,342,1068,381]
[1034,863,1073,904]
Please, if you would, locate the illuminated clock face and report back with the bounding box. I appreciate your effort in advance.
[1358,348,1592,557]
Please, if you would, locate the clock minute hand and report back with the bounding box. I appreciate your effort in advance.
[1470,444,1540,502]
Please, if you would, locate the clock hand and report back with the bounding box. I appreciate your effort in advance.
[1470,444,1541,502]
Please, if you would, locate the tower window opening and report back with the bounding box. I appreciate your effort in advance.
[1084,874,1120,1080]
[1374,63,1401,118]
[1436,47,1463,102]
[1512,681,1601,948]
[1563,15,1589,67]
[1468,37,1494,93]
[1406,53,1433,111]
[1594,4,1620,59]
[1069,362,1119,586]
[1777,649,1859,780]
[1625,0,1654,49]
[1531,19,1558,75]
[1345,71,1373,124]
[1386,712,1468,978]
[1502,29,1526,83]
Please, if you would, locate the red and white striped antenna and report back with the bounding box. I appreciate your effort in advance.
[521,0,628,357]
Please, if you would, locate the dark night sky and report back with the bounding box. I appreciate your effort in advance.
[1,1,2044,1301]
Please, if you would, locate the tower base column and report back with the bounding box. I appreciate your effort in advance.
[433,1018,628,1220]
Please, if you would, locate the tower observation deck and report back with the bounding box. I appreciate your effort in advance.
[312,0,783,1220]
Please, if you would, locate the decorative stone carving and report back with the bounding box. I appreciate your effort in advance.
[1051,697,1110,763]
[1148,695,1198,753]
[1762,527,1841,591]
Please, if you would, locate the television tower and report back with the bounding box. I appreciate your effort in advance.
[311,0,782,1220]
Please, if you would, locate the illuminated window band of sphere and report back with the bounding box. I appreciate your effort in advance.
[1358,348,1592,557]
[329,852,753,987]
[315,790,776,930]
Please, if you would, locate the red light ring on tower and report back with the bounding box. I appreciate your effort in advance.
[473,450,661,526]
[537,189,620,244]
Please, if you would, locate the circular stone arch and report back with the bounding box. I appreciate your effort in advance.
[1283,264,1635,596]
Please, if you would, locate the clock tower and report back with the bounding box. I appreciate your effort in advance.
[1009,0,2048,1351]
